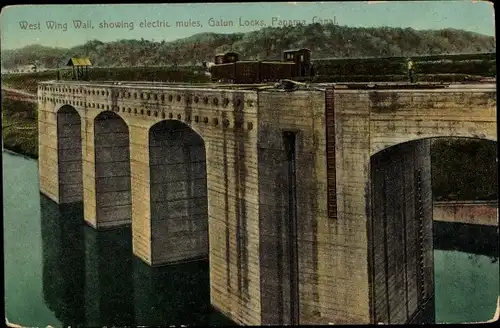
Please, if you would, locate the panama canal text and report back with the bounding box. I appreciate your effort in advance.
[18,16,337,32]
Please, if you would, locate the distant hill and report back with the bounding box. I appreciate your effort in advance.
[1,24,496,69]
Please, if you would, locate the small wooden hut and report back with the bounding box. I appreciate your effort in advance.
[66,57,92,80]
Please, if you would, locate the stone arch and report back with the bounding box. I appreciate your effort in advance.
[148,119,208,265]
[368,136,498,324]
[371,133,497,157]
[94,111,132,228]
[371,135,498,158]
[57,105,83,204]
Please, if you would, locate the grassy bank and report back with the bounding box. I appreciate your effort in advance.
[1,98,38,159]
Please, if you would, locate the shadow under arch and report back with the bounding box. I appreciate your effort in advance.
[94,111,132,229]
[371,134,497,158]
[56,105,83,204]
[368,136,498,325]
[148,119,208,265]
[430,137,498,258]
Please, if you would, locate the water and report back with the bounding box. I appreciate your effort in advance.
[3,150,499,326]
[434,250,499,323]
[3,150,233,327]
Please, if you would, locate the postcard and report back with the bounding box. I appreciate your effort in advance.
[1,1,497,327]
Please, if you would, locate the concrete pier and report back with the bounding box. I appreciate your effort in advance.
[37,81,496,325]
[370,140,434,324]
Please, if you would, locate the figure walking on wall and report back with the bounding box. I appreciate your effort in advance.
[407,58,416,83]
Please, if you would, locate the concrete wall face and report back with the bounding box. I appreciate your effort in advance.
[82,113,97,228]
[129,122,153,265]
[38,82,496,327]
[332,90,372,324]
[207,92,261,325]
[370,140,434,324]
[94,112,132,228]
[368,89,497,153]
[331,87,494,324]
[258,91,328,325]
[149,120,208,264]
[38,99,60,203]
[57,106,83,204]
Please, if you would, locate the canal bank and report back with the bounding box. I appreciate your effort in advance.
[1,98,38,159]
[433,200,498,226]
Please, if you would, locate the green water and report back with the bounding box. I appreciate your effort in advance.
[434,250,499,323]
[3,151,499,326]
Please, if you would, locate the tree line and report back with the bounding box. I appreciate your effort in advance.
[1,24,496,69]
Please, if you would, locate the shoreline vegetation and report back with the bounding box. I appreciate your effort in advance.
[2,98,38,159]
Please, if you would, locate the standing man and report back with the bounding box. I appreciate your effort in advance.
[407,58,415,83]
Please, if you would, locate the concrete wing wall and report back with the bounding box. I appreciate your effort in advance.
[333,86,496,324]
[38,82,263,326]
[368,88,497,155]
[332,89,373,323]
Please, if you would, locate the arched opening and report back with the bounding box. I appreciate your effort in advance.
[94,111,132,229]
[148,120,208,265]
[369,137,498,324]
[430,137,498,324]
[57,105,83,204]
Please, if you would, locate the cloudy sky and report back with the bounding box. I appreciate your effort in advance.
[0,1,495,50]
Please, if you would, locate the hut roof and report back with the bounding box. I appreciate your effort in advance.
[67,57,92,66]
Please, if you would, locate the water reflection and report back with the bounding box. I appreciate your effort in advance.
[41,197,86,327]
[83,223,135,326]
[34,194,500,326]
[7,152,496,326]
[40,195,233,326]
[133,256,211,326]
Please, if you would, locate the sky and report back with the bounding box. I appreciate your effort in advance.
[0,1,496,50]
